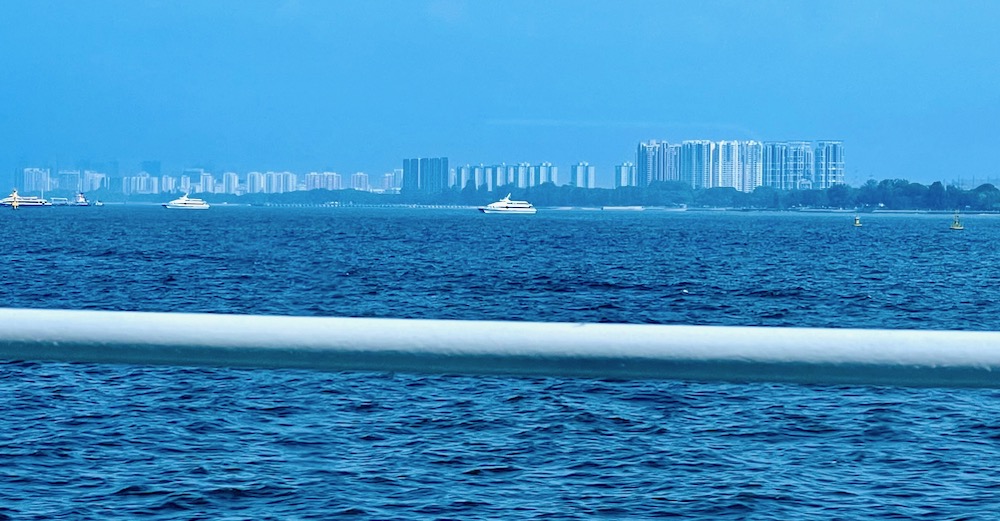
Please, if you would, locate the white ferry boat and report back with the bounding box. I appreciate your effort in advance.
[1,189,52,209]
[163,193,210,210]
[478,194,537,214]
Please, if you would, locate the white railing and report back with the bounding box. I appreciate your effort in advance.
[2,307,999,387]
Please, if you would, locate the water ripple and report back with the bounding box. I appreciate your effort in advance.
[4,209,1000,518]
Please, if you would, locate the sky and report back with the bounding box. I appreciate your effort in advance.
[2,0,999,187]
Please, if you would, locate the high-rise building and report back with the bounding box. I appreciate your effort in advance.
[21,168,50,193]
[504,165,516,187]
[636,140,670,186]
[569,162,596,189]
[123,172,159,194]
[82,170,107,192]
[681,140,714,189]
[455,164,472,189]
[222,172,240,194]
[714,141,740,190]
[323,172,342,190]
[351,172,369,191]
[382,173,396,191]
[762,142,788,190]
[615,162,636,188]
[57,170,82,192]
[246,172,264,193]
[160,175,177,193]
[666,144,682,182]
[199,172,216,194]
[529,162,558,186]
[472,164,485,188]
[514,162,530,188]
[305,172,323,191]
[402,157,449,194]
[786,141,814,190]
[484,164,504,192]
[265,172,282,193]
[263,171,295,193]
[762,141,817,190]
[814,141,845,188]
[740,141,763,192]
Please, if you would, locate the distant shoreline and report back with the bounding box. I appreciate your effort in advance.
[77,203,999,214]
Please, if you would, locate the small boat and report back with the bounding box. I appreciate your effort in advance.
[163,193,210,210]
[853,215,862,227]
[72,193,91,206]
[94,200,104,207]
[950,211,964,230]
[478,193,537,214]
[1,189,52,209]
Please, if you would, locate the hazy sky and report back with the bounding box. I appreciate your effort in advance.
[2,0,998,187]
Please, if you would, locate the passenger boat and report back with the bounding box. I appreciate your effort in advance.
[478,194,537,214]
[1,189,52,209]
[163,193,210,210]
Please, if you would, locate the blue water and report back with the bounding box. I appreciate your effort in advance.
[2,207,1000,519]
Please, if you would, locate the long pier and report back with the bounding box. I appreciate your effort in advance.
[2,308,999,387]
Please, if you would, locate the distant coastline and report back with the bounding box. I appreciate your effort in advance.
[16,178,1000,212]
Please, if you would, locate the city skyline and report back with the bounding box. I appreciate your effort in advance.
[9,137,843,192]
[2,1,998,189]
[16,137,843,196]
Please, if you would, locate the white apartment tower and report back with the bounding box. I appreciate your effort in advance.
[82,171,107,192]
[21,168,50,193]
[636,140,669,186]
[714,141,740,190]
[514,162,531,188]
[160,175,177,193]
[615,162,637,188]
[814,141,845,188]
[681,140,715,189]
[222,172,240,194]
[786,141,814,190]
[740,141,763,192]
[762,142,788,190]
[530,162,557,186]
[570,162,596,189]
[246,172,265,193]
[199,172,216,193]
[351,172,369,191]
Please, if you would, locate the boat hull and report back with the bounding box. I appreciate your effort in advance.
[1,201,51,208]
[163,204,210,209]
[479,207,537,214]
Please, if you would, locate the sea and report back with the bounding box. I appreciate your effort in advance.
[2,205,1000,519]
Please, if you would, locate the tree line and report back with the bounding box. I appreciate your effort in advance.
[404,179,1000,211]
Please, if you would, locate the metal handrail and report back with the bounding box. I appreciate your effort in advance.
[2,307,999,387]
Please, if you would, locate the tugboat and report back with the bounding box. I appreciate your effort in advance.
[72,193,91,206]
